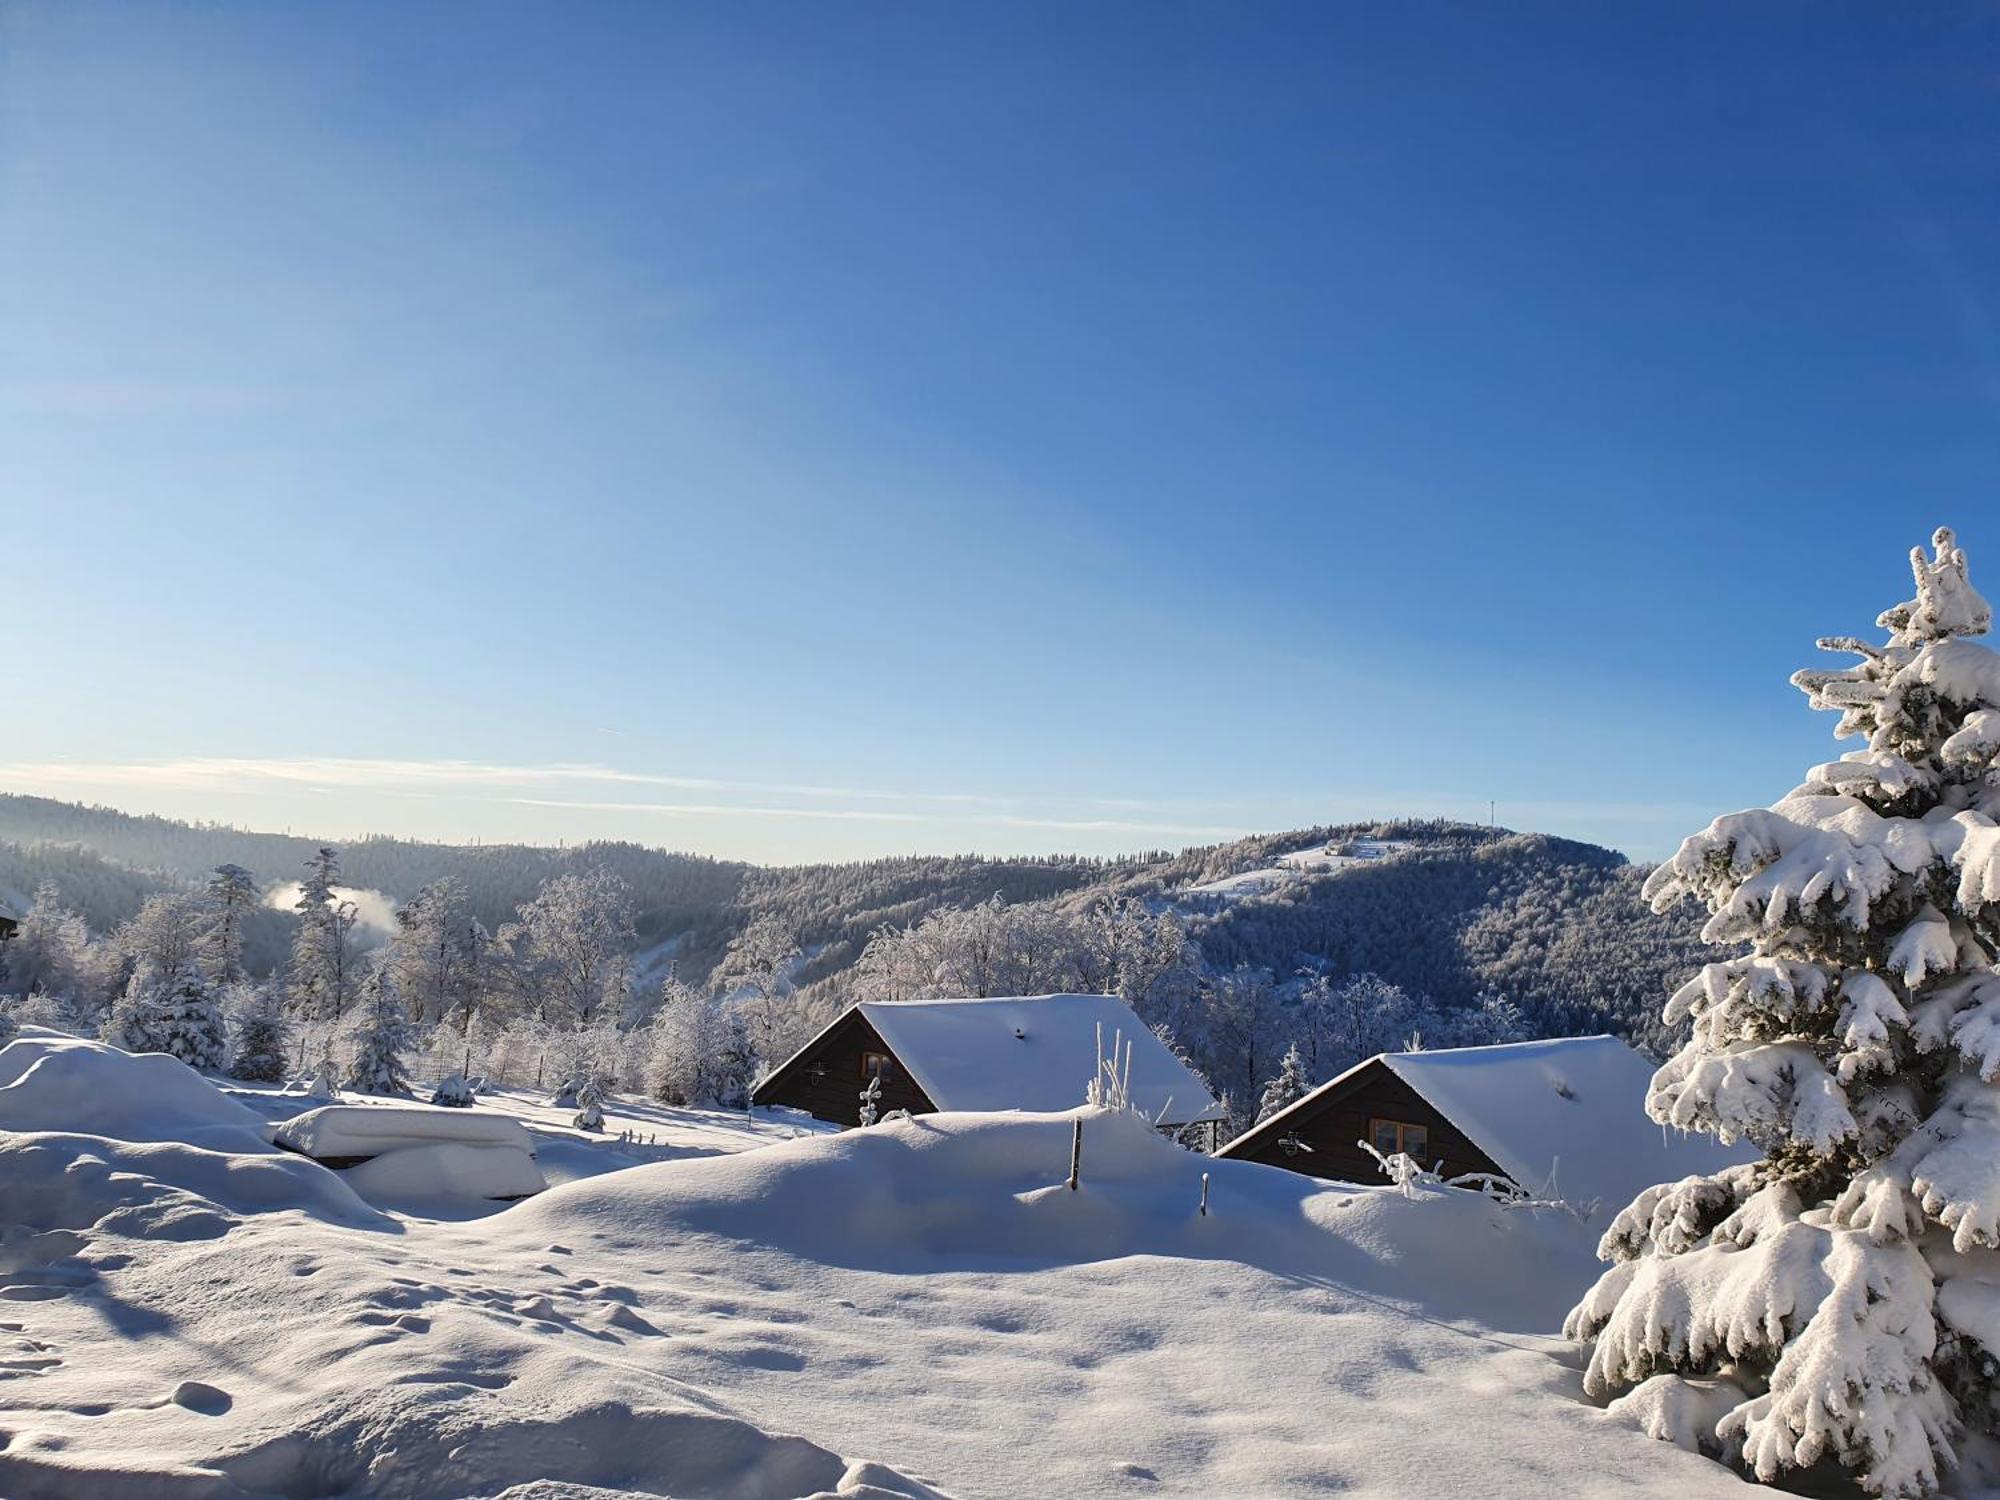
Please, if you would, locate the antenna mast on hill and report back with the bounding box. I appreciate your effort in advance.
[1489,800,1495,828]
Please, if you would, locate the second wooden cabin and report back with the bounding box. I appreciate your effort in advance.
[753,992,1224,1132]
[1216,1035,1753,1215]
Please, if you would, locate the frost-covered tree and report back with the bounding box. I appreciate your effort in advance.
[501,867,635,1025]
[114,891,206,993]
[151,963,228,1072]
[101,962,169,1053]
[714,913,802,1062]
[290,848,360,1020]
[646,973,754,1107]
[200,864,260,985]
[344,969,416,1096]
[2,883,90,1001]
[1256,1042,1312,1123]
[858,1073,881,1127]
[228,983,290,1082]
[386,877,487,1027]
[1566,528,2000,1499]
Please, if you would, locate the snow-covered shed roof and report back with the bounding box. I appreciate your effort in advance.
[813,995,1222,1125]
[274,1104,537,1161]
[1227,1035,1753,1210]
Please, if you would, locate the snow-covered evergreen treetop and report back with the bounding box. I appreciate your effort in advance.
[1567,528,2000,1499]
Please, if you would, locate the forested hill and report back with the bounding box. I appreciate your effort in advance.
[0,793,1705,1048]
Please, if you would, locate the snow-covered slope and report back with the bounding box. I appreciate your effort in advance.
[1179,836,1411,901]
[0,1040,1766,1500]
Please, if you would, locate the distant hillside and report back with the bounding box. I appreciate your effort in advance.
[0,794,1704,1047]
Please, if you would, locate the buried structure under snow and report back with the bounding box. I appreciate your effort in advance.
[1216,1035,1754,1216]
[273,1102,547,1200]
[753,993,1224,1130]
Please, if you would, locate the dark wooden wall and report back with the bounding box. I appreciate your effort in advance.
[753,1011,937,1127]
[1221,1060,1506,1188]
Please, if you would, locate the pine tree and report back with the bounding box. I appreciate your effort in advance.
[1255,1042,1312,1123]
[344,969,416,1096]
[290,847,359,1020]
[151,963,229,1072]
[102,963,169,1054]
[201,864,260,985]
[1566,528,2000,1499]
[229,984,291,1082]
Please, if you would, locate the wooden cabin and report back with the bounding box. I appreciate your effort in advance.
[1217,1035,1754,1217]
[0,903,16,948]
[754,993,1224,1131]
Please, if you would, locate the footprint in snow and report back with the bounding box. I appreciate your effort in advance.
[0,1335,59,1376]
[171,1381,232,1416]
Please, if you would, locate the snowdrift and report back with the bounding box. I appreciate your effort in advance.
[0,1034,268,1150]
[493,1106,1602,1328]
[0,1091,1755,1499]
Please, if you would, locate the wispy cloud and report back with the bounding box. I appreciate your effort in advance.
[0,755,1240,838]
[504,797,1244,839]
[0,756,977,804]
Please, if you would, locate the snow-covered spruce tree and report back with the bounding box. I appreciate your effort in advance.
[290,847,360,1020]
[344,969,417,1096]
[1256,1042,1312,1124]
[152,963,229,1072]
[229,984,291,1083]
[1566,528,2000,1499]
[101,962,168,1054]
[201,864,260,986]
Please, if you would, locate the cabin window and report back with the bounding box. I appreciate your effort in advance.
[860,1051,895,1083]
[1370,1117,1429,1160]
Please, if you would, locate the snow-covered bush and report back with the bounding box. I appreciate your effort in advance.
[0,1003,16,1049]
[300,1060,340,1100]
[573,1082,605,1131]
[1566,528,2000,1499]
[228,983,290,1082]
[430,1073,475,1108]
[344,970,417,1096]
[857,1074,881,1127]
[646,978,755,1107]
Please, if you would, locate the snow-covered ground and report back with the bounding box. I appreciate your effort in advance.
[1179,837,1411,902]
[0,1031,1761,1499]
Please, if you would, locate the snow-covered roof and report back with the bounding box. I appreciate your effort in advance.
[274,1104,537,1160]
[849,994,1223,1125]
[1228,1035,1754,1211]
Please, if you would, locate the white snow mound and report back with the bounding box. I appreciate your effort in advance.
[0,1033,267,1149]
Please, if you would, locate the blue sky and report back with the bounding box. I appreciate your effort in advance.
[3,3,1998,864]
